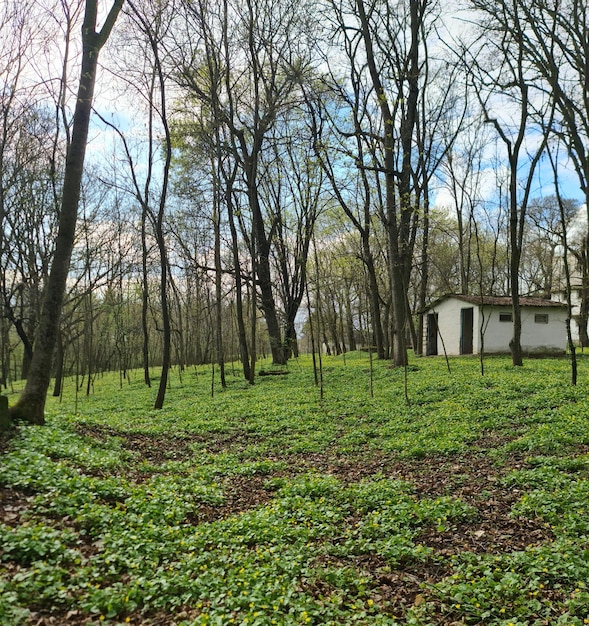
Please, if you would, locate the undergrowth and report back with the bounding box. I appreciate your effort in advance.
[2,353,589,625]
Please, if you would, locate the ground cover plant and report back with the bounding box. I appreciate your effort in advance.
[2,353,589,625]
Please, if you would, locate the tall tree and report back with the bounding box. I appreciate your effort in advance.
[497,0,589,344]
[306,52,388,359]
[467,0,551,366]
[9,0,124,424]
[175,0,315,367]
[352,0,425,366]
[121,0,173,409]
[412,24,468,354]
[547,144,578,384]
[0,1,63,384]
[263,121,322,360]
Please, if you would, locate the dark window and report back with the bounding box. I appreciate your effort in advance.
[535,313,549,324]
[499,312,512,322]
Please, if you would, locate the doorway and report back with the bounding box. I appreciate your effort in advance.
[426,313,438,356]
[460,307,474,354]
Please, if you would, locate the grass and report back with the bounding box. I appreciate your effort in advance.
[2,352,589,625]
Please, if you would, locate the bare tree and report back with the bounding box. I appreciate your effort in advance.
[9,0,124,424]
[305,55,389,359]
[412,28,469,354]
[323,0,431,366]
[125,0,173,409]
[100,0,175,407]
[547,143,578,384]
[263,120,323,360]
[174,0,315,367]
[501,0,589,344]
[466,0,551,366]
[0,1,60,385]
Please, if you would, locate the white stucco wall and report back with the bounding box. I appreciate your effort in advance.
[425,298,476,356]
[552,288,581,342]
[425,298,567,356]
[520,307,567,353]
[482,306,567,354]
[481,306,516,353]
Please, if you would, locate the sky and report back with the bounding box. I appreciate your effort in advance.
[15,0,584,227]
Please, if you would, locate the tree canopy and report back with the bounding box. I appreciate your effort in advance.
[1,0,587,417]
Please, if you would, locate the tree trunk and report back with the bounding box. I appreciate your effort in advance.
[248,252,257,385]
[85,292,94,397]
[329,300,342,355]
[141,202,151,387]
[251,198,285,365]
[509,195,524,366]
[391,0,420,367]
[362,241,385,360]
[213,183,226,389]
[152,151,172,409]
[0,318,8,388]
[579,250,589,348]
[52,332,64,398]
[284,318,299,359]
[9,0,123,424]
[551,157,577,384]
[153,235,171,409]
[415,175,431,357]
[227,186,251,380]
[355,0,420,368]
[389,263,409,366]
[345,296,357,352]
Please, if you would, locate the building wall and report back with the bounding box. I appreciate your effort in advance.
[425,298,475,356]
[519,306,567,354]
[478,306,512,353]
[482,306,566,354]
[552,288,581,342]
[425,298,567,356]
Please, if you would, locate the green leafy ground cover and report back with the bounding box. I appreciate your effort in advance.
[2,353,589,625]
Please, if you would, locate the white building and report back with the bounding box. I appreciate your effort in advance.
[423,295,568,356]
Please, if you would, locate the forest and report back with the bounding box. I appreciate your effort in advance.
[1,0,588,420]
[2,2,589,624]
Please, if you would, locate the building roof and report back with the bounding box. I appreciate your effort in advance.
[424,294,567,311]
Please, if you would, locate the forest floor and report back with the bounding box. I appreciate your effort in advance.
[1,354,589,625]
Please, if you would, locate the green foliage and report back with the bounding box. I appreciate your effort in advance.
[2,354,589,624]
[0,523,79,565]
[413,540,589,625]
